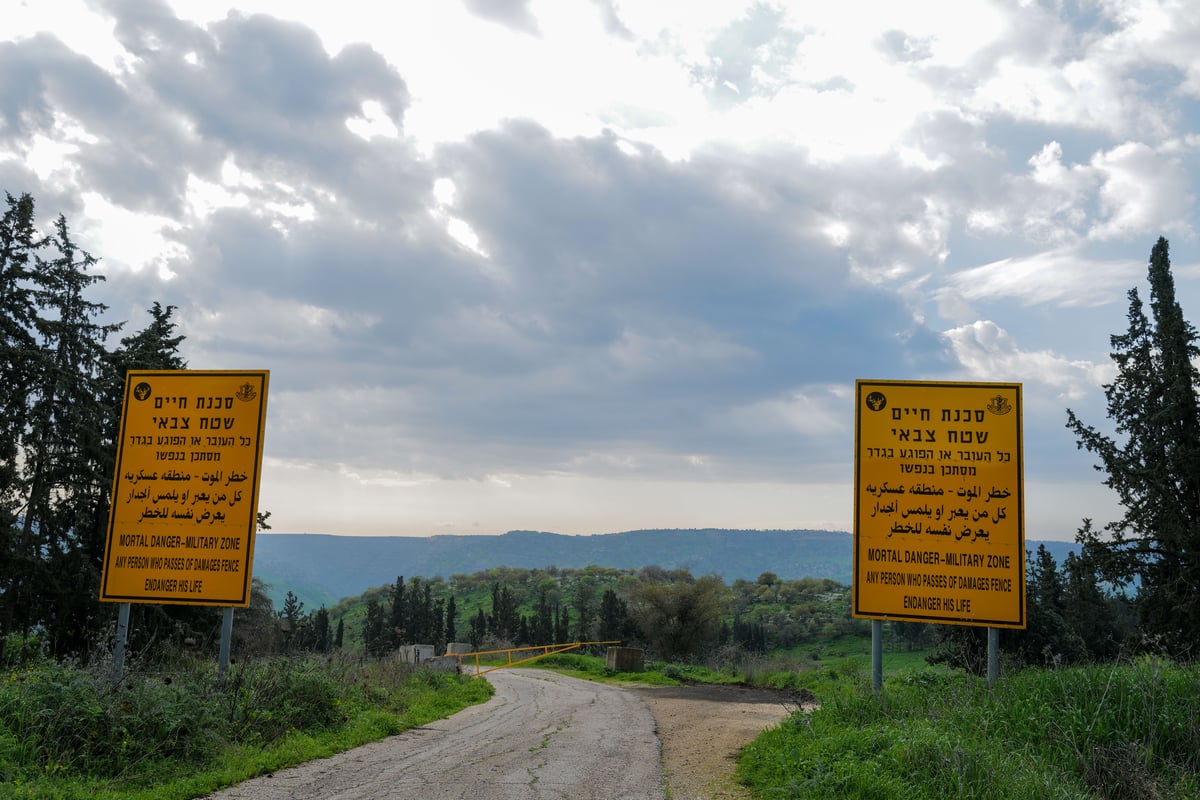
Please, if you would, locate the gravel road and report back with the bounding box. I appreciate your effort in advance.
[203,668,666,800]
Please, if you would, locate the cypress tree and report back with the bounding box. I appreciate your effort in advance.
[1067,237,1200,655]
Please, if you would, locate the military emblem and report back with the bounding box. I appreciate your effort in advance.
[986,395,1012,415]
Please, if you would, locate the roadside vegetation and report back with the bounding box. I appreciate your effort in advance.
[0,654,492,800]
[738,658,1200,799]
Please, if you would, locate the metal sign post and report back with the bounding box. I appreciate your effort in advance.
[111,602,131,686]
[219,607,234,676]
[988,627,999,686]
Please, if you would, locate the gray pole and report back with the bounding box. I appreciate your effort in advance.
[112,602,131,686]
[987,626,999,686]
[871,619,883,692]
[218,607,234,676]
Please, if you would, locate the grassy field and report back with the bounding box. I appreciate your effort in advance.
[0,655,493,800]
[737,656,1200,799]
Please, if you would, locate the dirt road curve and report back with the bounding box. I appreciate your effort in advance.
[633,683,796,800]
[203,668,666,800]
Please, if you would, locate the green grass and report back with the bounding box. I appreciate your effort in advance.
[523,652,750,687]
[0,655,493,799]
[527,645,943,700]
[737,656,1200,799]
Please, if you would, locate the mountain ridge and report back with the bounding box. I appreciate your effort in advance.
[253,528,850,608]
[251,528,1077,611]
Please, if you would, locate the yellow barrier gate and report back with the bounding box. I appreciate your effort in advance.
[454,641,621,677]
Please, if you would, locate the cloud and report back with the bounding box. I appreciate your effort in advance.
[588,0,632,40]
[944,319,1111,399]
[937,249,1141,313]
[1090,141,1195,240]
[463,0,540,36]
[8,0,1200,539]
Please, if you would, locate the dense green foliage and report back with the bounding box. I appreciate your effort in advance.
[1068,237,1200,657]
[738,657,1200,799]
[0,655,493,799]
[330,564,867,663]
[0,192,197,664]
[333,551,1130,676]
[928,544,1135,674]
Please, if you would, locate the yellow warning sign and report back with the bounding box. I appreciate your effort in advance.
[852,380,1025,628]
[99,371,269,607]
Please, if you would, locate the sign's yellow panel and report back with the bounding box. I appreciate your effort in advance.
[853,380,1025,628]
[99,371,269,607]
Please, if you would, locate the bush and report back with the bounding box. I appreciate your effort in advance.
[226,659,346,743]
[0,660,221,780]
[0,652,494,796]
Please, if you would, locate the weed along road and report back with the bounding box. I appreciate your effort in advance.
[203,668,666,800]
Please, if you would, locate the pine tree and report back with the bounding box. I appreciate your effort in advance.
[389,575,407,646]
[597,589,630,643]
[0,190,193,662]
[363,599,387,656]
[407,577,427,642]
[555,606,571,644]
[1066,237,1200,656]
[487,583,520,643]
[311,606,331,653]
[280,591,304,653]
[532,587,553,644]
[1061,551,1133,660]
[13,212,116,656]
[573,577,597,642]
[445,594,457,644]
[0,194,43,659]
[468,607,487,650]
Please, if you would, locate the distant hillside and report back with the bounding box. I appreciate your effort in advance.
[251,529,1078,611]
[253,528,849,608]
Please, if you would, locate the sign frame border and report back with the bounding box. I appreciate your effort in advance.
[851,378,1026,629]
[99,369,269,607]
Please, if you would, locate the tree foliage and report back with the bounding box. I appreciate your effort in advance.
[0,192,212,664]
[1066,237,1200,657]
[929,546,1135,674]
[627,573,726,661]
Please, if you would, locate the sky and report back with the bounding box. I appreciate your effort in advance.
[4,0,1199,541]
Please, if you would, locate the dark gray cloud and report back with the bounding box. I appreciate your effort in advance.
[109,107,957,479]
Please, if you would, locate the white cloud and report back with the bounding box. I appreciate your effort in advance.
[719,386,850,438]
[944,320,1111,401]
[345,99,400,140]
[938,249,1140,313]
[8,0,129,73]
[79,191,186,279]
[1089,141,1195,240]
